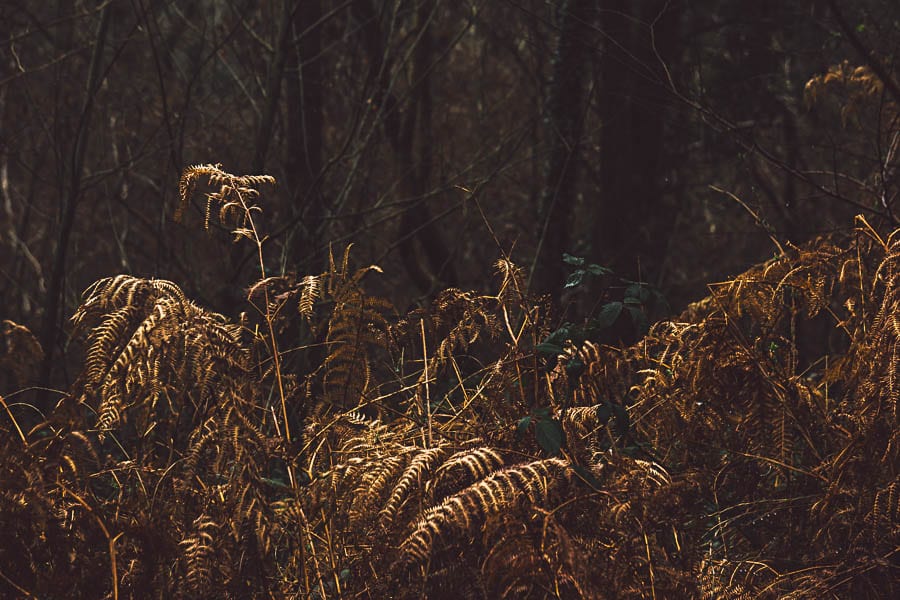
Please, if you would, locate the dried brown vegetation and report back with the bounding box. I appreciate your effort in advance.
[0,168,897,598]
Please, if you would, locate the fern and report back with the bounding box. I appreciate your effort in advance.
[175,163,275,231]
[321,246,391,412]
[399,457,573,566]
[5,193,900,598]
[379,445,448,526]
[71,275,248,441]
[0,319,43,388]
[297,275,321,320]
[179,514,221,595]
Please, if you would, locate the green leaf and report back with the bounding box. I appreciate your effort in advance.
[544,324,573,346]
[564,270,586,289]
[260,476,291,490]
[593,302,623,329]
[565,357,585,380]
[536,342,564,356]
[538,325,576,356]
[535,418,564,456]
[626,305,649,336]
[625,283,651,303]
[596,402,613,425]
[587,263,611,276]
[562,253,585,266]
[611,403,631,438]
[516,416,532,437]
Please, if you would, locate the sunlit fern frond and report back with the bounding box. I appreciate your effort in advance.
[561,402,622,463]
[710,238,847,326]
[378,444,449,527]
[389,287,500,379]
[179,514,225,598]
[323,289,391,411]
[345,453,408,526]
[698,558,756,600]
[0,319,43,387]
[805,62,897,126]
[309,412,402,480]
[71,275,249,440]
[245,275,291,309]
[430,446,507,497]
[867,478,899,530]
[481,510,589,600]
[325,243,384,297]
[399,457,572,566]
[433,288,499,364]
[604,225,899,598]
[548,338,639,424]
[297,275,321,319]
[72,274,185,330]
[571,340,604,403]
[183,394,272,496]
[172,389,278,597]
[493,258,526,306]
[341,408,387,430]
[320,248,391,412]
[82,305,139,388]
[175,163,275,233]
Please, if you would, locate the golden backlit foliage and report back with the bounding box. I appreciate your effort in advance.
[0,170,897,598]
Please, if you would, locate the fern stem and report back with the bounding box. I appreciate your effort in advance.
[421,318,432,447]
[59,484,121,600]
[242,193,292,447]
[0,394,27,447]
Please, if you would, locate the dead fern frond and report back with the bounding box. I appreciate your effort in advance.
[71,275,248,441]
[175,163,274,231]
[431,446,507,494]
[804,61,895,125]
[379,445,449,527]
[394,288,500,368]
[400,457,572,566]
[179,514,222,596]
[9,191,900,598]
[493,258,526,306]
[481,511,589,599]
[297,275,321,320]
[320,247,391,412]
[1,319,43,388]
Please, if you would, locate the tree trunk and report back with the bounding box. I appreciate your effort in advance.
[223,0,296,314]
[594,0,679,281]
[393,0,457,295]
[252,1,294,174]
[285,0,324,270]
[38,4,112,395]
[533,0,594,296]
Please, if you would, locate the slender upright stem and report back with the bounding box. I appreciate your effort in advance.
[241,196,292,445]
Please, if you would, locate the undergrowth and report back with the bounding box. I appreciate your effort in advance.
[0,166,897,598]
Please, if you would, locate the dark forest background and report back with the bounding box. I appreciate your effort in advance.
[1,3,899,598]
[2,0,899,391]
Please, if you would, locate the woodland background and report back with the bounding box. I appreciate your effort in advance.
[0,1,899,598]
[1,0,898,388]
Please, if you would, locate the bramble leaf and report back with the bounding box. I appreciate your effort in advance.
[562,253,585,266]
[593,302,623,329]
[535,418,564,456]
